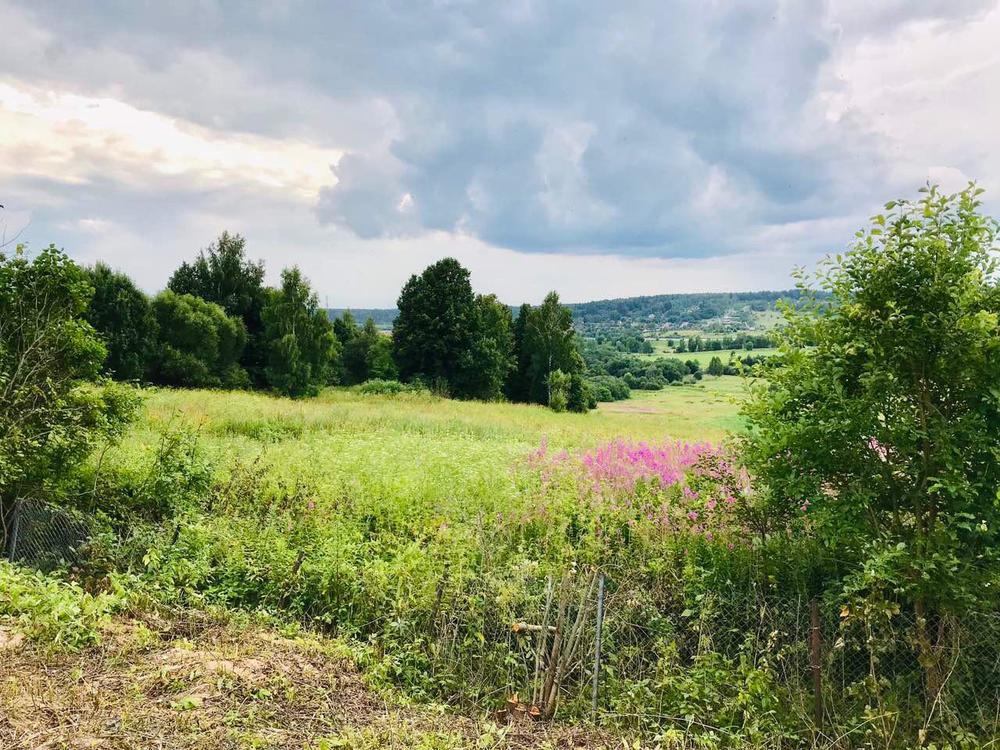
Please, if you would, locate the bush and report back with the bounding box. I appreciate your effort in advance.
[151,290,248,388]
[356,379,429,397]
[0,561,123,650]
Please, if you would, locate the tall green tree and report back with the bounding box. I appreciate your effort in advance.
[151,291,248,388]
[741,185,1000,698]
[262,267,339,398]
[455,294,515,401]
[392,258,476,395]
[506,303,532,402]
[1,245,139,535]
[523,292,584,405]
[566,372,591,413]
[85,263,157,381]
[167,232,267,382]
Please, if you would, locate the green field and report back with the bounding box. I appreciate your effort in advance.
[635,340,780,367]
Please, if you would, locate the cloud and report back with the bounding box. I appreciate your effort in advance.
[2,0,1000,304]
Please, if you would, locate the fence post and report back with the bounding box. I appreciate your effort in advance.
[5,499,22,561]
[591,571,606,721]
[809,597,823,729]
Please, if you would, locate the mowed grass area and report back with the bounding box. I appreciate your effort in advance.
[598,376,749,436]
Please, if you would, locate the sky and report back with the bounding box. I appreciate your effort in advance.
[2,0,999,307]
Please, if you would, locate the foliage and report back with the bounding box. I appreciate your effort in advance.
[0,245,140,524]
[167,232,268,382]
[568,290,811,335]
[341,316,398,385]
[741,184,1000,694]
[546,369,571,412]
[355,378,429,396]
[392,258,478,397]
[262,267,340,398]
[85,262,157,381]
[586,374,630,402]
[455,294,515,401]
[0,560,122,650]
[151,290,249,389]
[521,292,584,406]
[566,372,592,412]
[707,355,725,377]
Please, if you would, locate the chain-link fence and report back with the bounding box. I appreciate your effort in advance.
[2,498,92,571]
[418,567,1000,747]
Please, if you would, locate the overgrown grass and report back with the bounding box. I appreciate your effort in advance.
[52,384,996,748]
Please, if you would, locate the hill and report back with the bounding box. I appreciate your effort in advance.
[328,289,807,333]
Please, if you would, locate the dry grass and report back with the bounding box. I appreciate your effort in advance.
[0,610,620,750]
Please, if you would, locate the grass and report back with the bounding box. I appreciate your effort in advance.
[1,605,618,749]
[635,340,779,366]
[598,376,749,437]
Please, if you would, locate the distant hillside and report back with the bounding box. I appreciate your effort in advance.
[328,289,811,334]
[565,290,810,333]
[326,308,398,328]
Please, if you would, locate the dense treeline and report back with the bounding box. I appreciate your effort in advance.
[673,332,775,352]
[382,258,589,411]
[82,233,336,398]
[322,293,809,336]
[79,237,590,410]
[582,338,702,393]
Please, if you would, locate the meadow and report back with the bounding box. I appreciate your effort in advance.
[636,341,781,367]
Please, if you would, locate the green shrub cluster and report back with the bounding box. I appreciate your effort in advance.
[0,561,124,650]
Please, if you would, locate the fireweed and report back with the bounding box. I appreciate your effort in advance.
[522,438,755,544]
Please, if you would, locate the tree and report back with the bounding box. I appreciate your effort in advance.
[168,232,267,383]
[330,311,360,384]
[392,258,476,396]
[522,292,584,405]
[262,267,339,398]
[343,317,397,384]
[506,303,533,402]
[1,245,139,537]
[707,355,725,377]
[455,294,515,401]
[85,263,157,381]
[547,369,571,412]
[363,322,398,382]
[333,310,359,346]
[151,291,248,388]
[741,184,1000,699]
[567,372,591,412]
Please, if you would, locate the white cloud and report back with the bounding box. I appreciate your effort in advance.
[0,80,340,200]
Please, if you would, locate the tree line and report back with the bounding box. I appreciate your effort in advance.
[79,235,590,410]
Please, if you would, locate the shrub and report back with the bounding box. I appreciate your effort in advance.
[0,561,123,650]
[356,379,429,396]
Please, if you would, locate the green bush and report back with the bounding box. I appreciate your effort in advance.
[0,561,123,650]
[356,379,429,396]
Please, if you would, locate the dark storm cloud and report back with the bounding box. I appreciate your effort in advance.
[6,0,999,258]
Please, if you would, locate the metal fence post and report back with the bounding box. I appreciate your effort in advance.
[6,499,22,561]
[591,571,606,721]
[810,597,823,729]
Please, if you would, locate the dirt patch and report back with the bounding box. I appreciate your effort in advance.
[0,612,617,749]
[598,402,661,414]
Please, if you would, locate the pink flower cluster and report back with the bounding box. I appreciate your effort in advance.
[579,439,720,495]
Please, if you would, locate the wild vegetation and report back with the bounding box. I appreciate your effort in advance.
[2,185,1000,749]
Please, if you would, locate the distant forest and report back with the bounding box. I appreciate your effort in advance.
[329,289,813,333]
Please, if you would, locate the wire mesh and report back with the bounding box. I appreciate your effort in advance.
[3,498,92,571]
